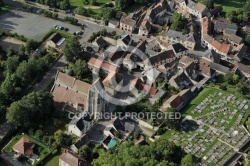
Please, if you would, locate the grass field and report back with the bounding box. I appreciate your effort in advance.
[197,0,245,13]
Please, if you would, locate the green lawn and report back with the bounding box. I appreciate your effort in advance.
[182,87,215,116]
[39,149,63,166]
[3,134,23,153]
[197,0,245,13]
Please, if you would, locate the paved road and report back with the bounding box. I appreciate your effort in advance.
[33,55,66,92]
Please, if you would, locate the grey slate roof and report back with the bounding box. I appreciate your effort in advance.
[172,43,188,53]
[229,34,242,44]
[210,62,229,73]
[165,29,195,43]
[214,22,237,31]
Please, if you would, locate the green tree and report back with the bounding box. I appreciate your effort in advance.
[204,0,214,9]
[170,13,188,33]
[5,56,20,74]
[245,33,250,45]
[60,0,70,10]
[6,92,54,129]
[181,154,197,166]
[25,39,38,53]
[63,37,82,62]
[77,6,88,16]
[69,60,90,80]
[78,145,90,159]
[54,130,63,144]
[6,46,15,57]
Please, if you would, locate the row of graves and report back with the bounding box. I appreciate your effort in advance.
[168,91,250,165]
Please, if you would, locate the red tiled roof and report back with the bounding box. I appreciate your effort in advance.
[13,137,34,156]
[167,95,183,108]
[140,84,158,95]
[210,40,230,54]
[88,57,118,73]
[59,151,86,166]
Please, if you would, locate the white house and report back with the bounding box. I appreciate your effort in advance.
[68,113,95,137]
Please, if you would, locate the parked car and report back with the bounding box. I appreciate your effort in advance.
[64,27,69,31]
[59,26,64,30]
[54,25,58,28]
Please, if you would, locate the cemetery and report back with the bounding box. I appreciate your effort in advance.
[165,88,250,165]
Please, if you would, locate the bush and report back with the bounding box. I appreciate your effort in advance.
[220,83,228,90]
[22,4,33,12]
[64,16,78,25]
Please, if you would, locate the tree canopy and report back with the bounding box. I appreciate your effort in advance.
[63,37,82,62]
[6,92,54,129]
[92,138,186,166]
[170,13,189,34]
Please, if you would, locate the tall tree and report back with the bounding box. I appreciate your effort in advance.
[181,154,197,166]
[6,92,54,129]
[63,37,82,62]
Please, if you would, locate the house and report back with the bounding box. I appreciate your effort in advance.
[169,72,192,90]
[88,57,119,74]
[228,34,243,46]
[199,58,216,78]
[138,20,151,36]
[51,71,105,119]
[157,60,179,78]
[59,149,87,166]
[189,2,210,18]
[108,19,119,28]
[13,137,35,157]
[236,63,250,80]
[202,49,221,63]
[179,88,195,104]
[213,21,238,34]
[209,62,229,74]
[210,5,223,16]
[163,94,184,111]
[117,34,131,47]
[144,49,176,71]
[70,134,89,153]
[177,0,210,18]
[159,29,196,50]
[92,36,107,51]
[68,112,94,137]
[123,40,147,70]
[120,16,136,32]
[142,68,161,84]
[168,43,188,58]
[45,33,65,50]
[104,117,136,138]
[102,72,124,96]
